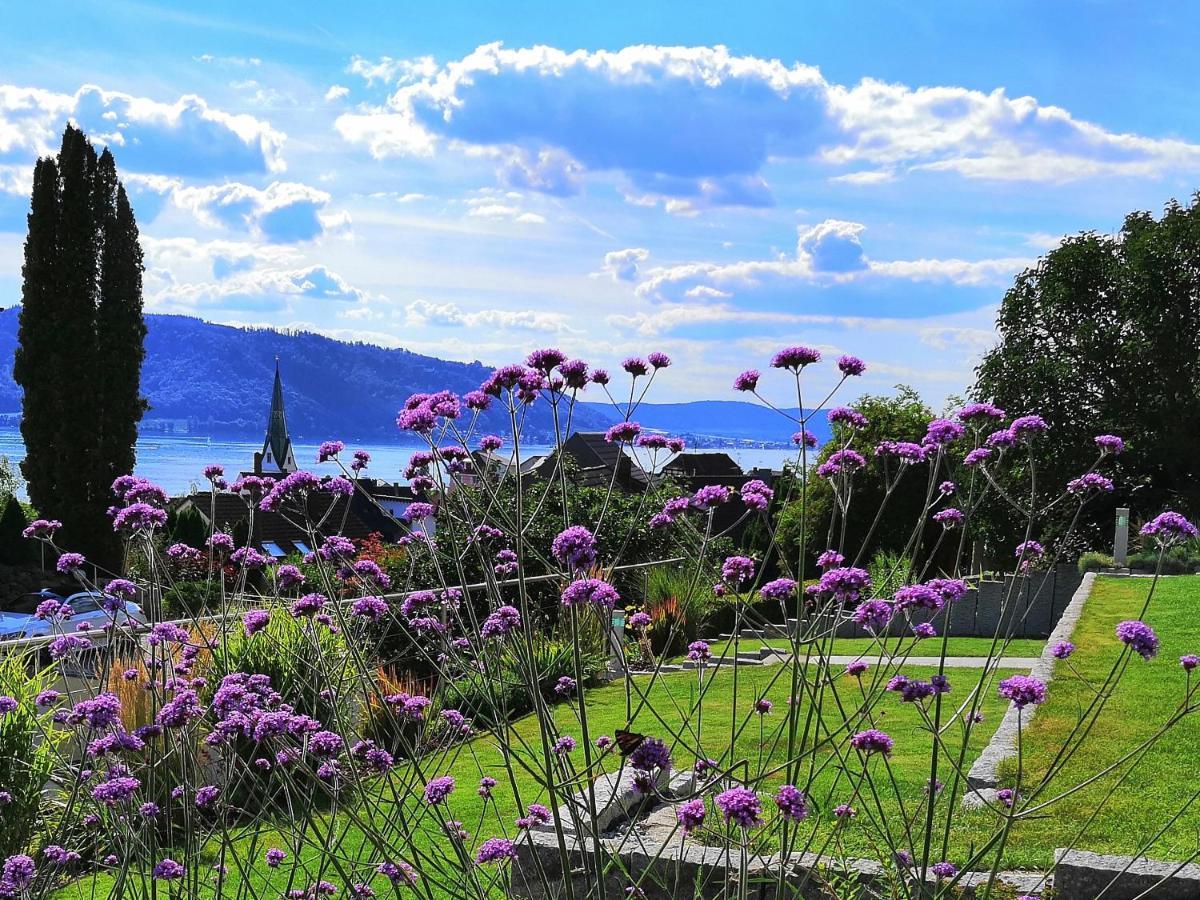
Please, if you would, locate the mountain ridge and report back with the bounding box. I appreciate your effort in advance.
[0,309,830,446]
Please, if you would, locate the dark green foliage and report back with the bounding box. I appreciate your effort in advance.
[0,656,63,857]
[160,579,220,619]
[13,127,146,568]
[1076,551,1114,573]
[1127,548,1199,575]
[775,386,942,568]
[974,195,1200,550]
[0,497,30,566]
[95,164,147,500]
[13,157,62,522]
[166,503,208,549]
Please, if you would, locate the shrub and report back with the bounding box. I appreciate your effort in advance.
[161,578,222,619]
[867,549,912,597]
[642,565,714,655]
[0,654,64,857]
[1077,550,1114,573]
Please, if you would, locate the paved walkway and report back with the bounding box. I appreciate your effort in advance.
[784,653,1042,668]
[653,652,1042,674]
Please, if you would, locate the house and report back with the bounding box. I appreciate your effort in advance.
[661,451,743,484]
[518,432,651,492]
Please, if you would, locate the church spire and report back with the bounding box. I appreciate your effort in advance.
[259,358,296,475]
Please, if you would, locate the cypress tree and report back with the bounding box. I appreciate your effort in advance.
[14,156,63,522]
[13,126,146,569]
[96,159,147,500]
[0,499,30,566]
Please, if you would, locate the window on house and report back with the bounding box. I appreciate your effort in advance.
[262,541,286,558]
[293,541,312,555]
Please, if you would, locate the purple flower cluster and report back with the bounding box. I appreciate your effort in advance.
[481,605,521,639]
[774,785,807,822]
[722,555,755,585]
[771,346,821,370]
[999,675,1047,709]
[552,525,597,572]
[474,838,517,865]
[1051,640,1075,660]
[677,798,707,832]
[423,776,455,805]
[760,578,797,601]
[1116,620,1159,660]
[818,566,872,603]
[816,449,866,479]
[629,737,671,772]
[932,508,964,528]
[1067,472,1114,495]
[1140,511,1199,544]
[740,479,773,511]
[715,787,762,827]
[828,406,868,429]
[850,729,894,755]
[852,599,894,633]
[560,578,620,609]
[923,418,965,447]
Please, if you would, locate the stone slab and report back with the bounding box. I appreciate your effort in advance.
[1054,848,1200,900]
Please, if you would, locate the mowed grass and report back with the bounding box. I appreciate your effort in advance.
[952,574,1200,868]
[703,635,1047,660]
[57,660,1019,898]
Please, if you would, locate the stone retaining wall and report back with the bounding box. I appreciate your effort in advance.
[966,571,1095,789]
[831,564,1083,640]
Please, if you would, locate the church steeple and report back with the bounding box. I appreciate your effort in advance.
[256,358,297,475]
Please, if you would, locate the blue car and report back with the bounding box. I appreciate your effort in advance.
[0,589,147,642]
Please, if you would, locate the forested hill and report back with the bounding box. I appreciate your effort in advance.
[0,309,827,445]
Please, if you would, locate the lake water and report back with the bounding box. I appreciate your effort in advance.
[0,427,801,500]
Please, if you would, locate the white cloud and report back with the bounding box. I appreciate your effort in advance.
[336,43,1200,206]
[462,192,546,224]
[0,83,286,176]
[148,264,370,311]
[630,219,1031,300]
[600,247,650,282]
[169,180,348,242]
[830,169,894,185]
[324,85,350,101]
[193,54,262,67]
[404,298,576,332]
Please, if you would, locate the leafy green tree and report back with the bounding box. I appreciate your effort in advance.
[13,127,146,568]
[775,386,939,567]
[974,195,1200,549]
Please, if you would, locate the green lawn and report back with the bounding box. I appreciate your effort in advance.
[952,574,1200,868]
[701,635,1047,660]
[54,577,1200,893]
[57,660,1019,897]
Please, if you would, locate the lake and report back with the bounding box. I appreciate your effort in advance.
[0,427,801,500]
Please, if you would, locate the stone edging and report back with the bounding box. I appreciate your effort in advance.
[966,571,1096,790]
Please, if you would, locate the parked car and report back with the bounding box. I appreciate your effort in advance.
[0,589,147,642]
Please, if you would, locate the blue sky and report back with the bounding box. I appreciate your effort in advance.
[2,1,1198,405]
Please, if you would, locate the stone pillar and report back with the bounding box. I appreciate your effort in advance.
[607,609,627,676]
[1113,507,1130,567]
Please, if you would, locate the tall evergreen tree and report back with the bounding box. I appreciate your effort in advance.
[13,126,146,568]
[13,157,62,523]
[96,156,147,497]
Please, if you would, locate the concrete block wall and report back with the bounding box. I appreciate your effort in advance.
[830,565,1082,640]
